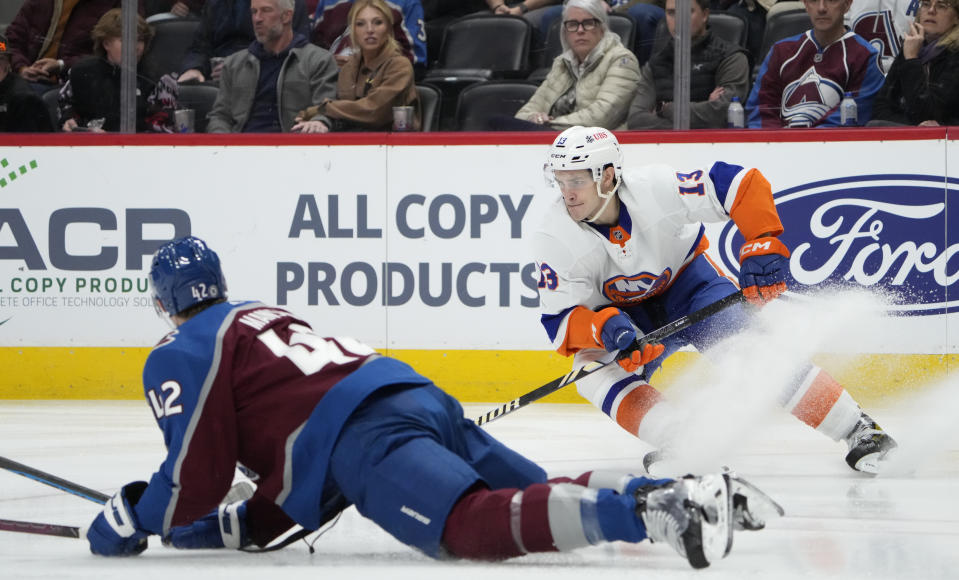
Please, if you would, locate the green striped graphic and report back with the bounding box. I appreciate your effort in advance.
[0,158,38,188]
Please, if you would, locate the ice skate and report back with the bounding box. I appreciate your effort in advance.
[641,449,681,478]
[844,413,898,474]
[635,473,733,569]
[725,471,785,531]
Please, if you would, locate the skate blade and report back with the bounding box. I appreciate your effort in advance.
[853,446,900,475]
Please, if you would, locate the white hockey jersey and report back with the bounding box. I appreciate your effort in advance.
[531,161,782,355]
[846,0,920,72]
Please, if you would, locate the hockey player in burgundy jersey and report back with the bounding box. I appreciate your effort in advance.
[746,0,885,127]
[532,126,897,474]
[85,236,782,567]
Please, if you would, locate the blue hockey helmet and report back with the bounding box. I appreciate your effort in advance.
[150,236,227,316]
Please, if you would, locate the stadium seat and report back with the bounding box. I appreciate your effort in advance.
[608,13,637,54]
[424,14,532,85]
[709,11,748,49]
[0,0,24,33]
[424,14,533,130]
[175,83,218,133]
[415,83,441,132]
[141,18,201,82]
[455,81,538,131]
[757,8,811,67]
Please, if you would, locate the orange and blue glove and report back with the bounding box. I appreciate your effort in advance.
[739,236,790,306]
[591,307,665,373]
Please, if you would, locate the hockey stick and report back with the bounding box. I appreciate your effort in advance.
[0,518,82,539]
[474,290,745,426]
[0,456,109,504]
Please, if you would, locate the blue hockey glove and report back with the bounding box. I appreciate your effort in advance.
[592,307,636,352]
[87,481,150,557]
[591,307,664,373]
[739,236,790,306]
[163,501,249,550]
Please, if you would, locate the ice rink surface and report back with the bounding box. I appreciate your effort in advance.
[1,396,957,580]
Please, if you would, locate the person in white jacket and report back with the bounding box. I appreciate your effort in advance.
[509,0,640,130]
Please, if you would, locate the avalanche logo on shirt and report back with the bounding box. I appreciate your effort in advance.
[851,12,901,62]
[781,67,843,127]
[602,269,672,304]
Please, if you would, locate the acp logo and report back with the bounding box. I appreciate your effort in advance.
[718,174,959,316]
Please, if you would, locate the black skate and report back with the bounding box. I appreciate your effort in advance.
[635,473,733,569]
[844,413,898,474]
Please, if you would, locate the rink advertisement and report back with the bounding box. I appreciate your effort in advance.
[0,132,956,398]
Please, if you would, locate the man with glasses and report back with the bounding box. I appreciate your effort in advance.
[746,0,885,127]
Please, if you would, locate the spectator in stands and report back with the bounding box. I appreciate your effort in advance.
[0,32,54,132]
[178,0,309,84]
[206,0,337,132]
[506,0,640,130]
[746,0,885,127]
[869,0,959,126]
[58,9,178,132]
[293,0,419,131]
[6,0,144,95]
[146,0,206,18]
[846,0,917,72]
[312,0,425,69]
[628,0,748,129]
[483,1,664,67]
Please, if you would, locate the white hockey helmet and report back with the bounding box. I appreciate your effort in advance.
[545,126,623,186]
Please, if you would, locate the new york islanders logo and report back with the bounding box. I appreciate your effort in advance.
[602,269,672,304]
[781,67,843,127]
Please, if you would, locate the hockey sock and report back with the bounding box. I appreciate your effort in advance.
[442,479,660,560]
[609,381,672,442]
[780,366,862,441]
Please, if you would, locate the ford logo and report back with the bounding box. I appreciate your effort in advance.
[717,174,959,316]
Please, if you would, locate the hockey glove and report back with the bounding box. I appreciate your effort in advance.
[738,236,790,306]
[87,481,150,557]
[163,500,249,550]
[591,307,665,373]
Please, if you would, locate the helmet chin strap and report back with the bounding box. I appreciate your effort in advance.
[583,178,620,223]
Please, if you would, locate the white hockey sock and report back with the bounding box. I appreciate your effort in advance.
[781,366,861,441]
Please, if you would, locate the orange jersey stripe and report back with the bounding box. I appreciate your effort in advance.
[791,371,845,428]
[557,305,600,357]
[728,169,784,240]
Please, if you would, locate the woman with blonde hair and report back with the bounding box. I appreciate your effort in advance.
[869,0,959,126]
[293,0,419,132]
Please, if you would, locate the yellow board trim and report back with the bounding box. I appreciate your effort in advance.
[0,347,954,405]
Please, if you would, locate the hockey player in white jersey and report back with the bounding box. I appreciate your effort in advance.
[531,125,897,474]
